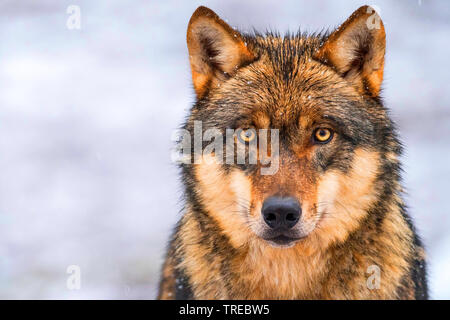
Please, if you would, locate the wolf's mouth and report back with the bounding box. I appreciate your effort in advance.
[266,235,303,247]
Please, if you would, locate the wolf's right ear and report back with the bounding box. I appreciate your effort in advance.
[187,6,256,98]
[314,6,386,97]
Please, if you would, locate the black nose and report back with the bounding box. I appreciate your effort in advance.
[262,197,301,229]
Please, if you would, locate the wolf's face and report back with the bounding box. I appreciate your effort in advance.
[184,6,395,251]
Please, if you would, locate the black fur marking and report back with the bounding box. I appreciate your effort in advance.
[174,267,194,300]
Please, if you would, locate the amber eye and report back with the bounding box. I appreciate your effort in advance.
[313,128,333,143]
[237,128,256,143]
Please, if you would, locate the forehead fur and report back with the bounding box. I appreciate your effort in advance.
[247,31,328,79]
[236,32,363,123]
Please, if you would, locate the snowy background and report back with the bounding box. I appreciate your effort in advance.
[0,0,449,299]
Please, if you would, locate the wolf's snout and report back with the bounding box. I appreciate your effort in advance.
[261,197,301,229]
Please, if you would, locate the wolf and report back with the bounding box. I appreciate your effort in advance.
[158,5,428,299]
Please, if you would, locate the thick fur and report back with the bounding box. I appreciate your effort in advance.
[158,6,428,300]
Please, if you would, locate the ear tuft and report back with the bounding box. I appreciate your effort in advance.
[314,6,386,97]
[187,6,256,98]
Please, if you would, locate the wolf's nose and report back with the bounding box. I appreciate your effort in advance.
[261,197,301,229]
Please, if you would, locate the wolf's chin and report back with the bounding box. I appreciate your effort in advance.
[267,241,297,249]
[262,234,306,248]
[266,239,299,249]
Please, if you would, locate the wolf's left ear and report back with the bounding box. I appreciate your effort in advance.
[187,6,256,98]
[314,6,385,97]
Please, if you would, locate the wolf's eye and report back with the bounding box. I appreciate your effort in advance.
[313,128,333,144]
[237,128,256,143]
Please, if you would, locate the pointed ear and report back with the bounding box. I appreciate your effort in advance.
[314,6,386,97]
[187,6,256,98]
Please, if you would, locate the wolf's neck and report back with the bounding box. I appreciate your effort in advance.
[229,239,330,299]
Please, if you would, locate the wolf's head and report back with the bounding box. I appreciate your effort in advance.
[182,6,400,252]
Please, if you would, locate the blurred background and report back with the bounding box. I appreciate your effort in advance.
[0,0,448,299]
